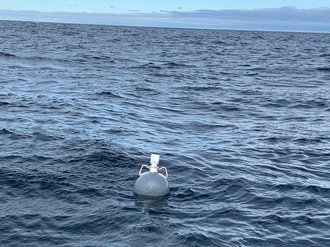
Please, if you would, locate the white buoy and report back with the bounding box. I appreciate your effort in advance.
[133,154,169,197]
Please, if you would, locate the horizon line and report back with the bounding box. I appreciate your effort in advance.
[1,7,330,33]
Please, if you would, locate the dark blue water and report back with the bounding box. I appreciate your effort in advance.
[1,20,330,246]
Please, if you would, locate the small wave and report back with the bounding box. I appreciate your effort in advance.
[0,128,13,134]
[133,61,195,71]
[164,61,195,68]
[139,62,162,69]
[262,98,292,108]
[211,101,242,112]
[175,230,219,246]
[0,128,27,140]
[178,86,218,92]
[171,187,195,200]
[316,67,330,71]
[22,55,70,66]
[0,101,10,106]
[0,51,16,58]
[245,72,259,76]
[33,132,59,142]
[212,40,228,45]
[80,54,115,62]
[291,99,328,109]
[0,52,16,57]
[96,91,122,98]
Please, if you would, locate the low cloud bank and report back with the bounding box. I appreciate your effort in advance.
[1,7,330,32]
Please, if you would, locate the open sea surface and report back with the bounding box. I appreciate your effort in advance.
[1,20,330,246]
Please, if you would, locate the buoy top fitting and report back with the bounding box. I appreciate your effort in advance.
[138,154,168,178]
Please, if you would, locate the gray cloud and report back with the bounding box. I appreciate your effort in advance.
[170,7,330,23]
[0,7,330,32]
[165,7,330,31]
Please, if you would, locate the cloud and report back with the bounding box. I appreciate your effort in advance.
[173,7,330,23]
[0,7,330,32]
[165,7,330,31]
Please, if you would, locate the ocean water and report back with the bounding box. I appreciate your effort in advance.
[1,20,330,246]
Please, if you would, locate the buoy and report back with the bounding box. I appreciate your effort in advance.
[133,154,169,197]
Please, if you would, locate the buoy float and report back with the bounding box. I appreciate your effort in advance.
[133,154,169,197]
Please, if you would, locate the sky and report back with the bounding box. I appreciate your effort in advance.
[1,0,330,32]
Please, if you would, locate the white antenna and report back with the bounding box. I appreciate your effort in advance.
[149,154,160,173]
[150,154,159,165]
